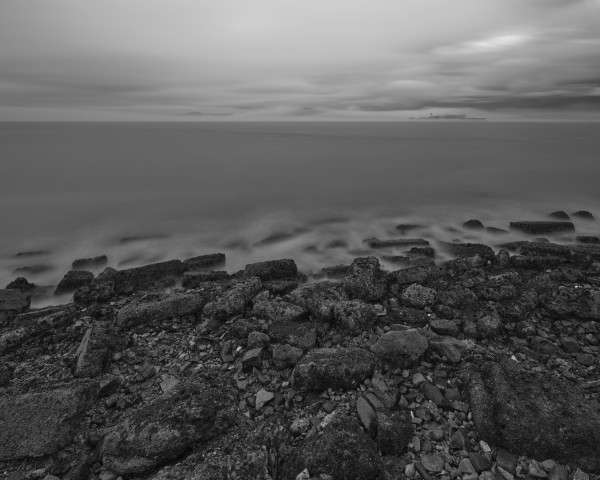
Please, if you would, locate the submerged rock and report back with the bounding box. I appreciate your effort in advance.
[572,210,594,220]
[54,270,94,295]
[72,255,108,270]
[183,252,225,271]
[509,221,575,235]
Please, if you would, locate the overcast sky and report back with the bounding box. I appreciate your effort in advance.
[1,0,600,120]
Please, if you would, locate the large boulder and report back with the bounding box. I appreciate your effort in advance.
[0,383,97,460]
[541,286,600,321]
[183,253,225,271]
[464,359,600,473]
[244,259,298,280]
[0,289,30,324]
[55,270,94,295]
[202,277,262,321]
[253,298,307,322]
[292,347,379,391]
[401,284,437,308]
[101,370,238,475]
[371,329,428,367]
[117,292,205,327]
[280,414,381,480]
[110,260,186,293]
[288,281,349,321]
[342,257,388,302]
[333,300,378,333]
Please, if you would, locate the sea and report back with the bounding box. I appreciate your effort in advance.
[2,121,600,305]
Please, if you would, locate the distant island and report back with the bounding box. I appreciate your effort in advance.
[410,112,487,120]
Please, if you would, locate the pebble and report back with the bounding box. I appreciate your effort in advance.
[255,388,274,411]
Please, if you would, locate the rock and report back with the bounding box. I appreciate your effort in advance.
[463,219,484,229]
[401,284,437,308]
[496,449,517,475]
[509,221,575,235]
[72,255,108,270]
[272,343,303,369]
[159,375,180,393]
[469,453,491,472]
[356,396,377,436]
[541,286,600,321]
[74,324,119,378]
[572,210,594,219]
[560,336,581,353]
[253,299,307,322]
[183,253,225,271]
[476,310,502,338]
[376,410,412,455]
[548,466,568,480]
[388,307,430,327]
[109,260,186,293]
[181,270,231,288]
[409,246,436,258]
[247,331,270,349]
[268,319,318,350]
[573,469,590,480]
[421,382,444,406]
[365,238,429,248]
[118,292,204,327]
[464,359,600,473]
[371,329,428,367]
[332,300,378,332]
[487,226,509,235]
[430,319,459,336]
[394,264,435,285]
[55,270,94,295]
[244,259,298,280]
[321,264,351,279]
[529,461,548,478]
[342,256,388,302]
[449,429,470,450]
[576,353,595,366]
[255,389,274,411]
[0,383,97,460]
[203,277,262,321]
[5,277,36,293]
[289,281,349,321]
[421,454,445,473]
[458,458,476,474]
[241,347,263,370]
[0,289,30,323]
[98,377,122,397]
[292,347,378,391]
[440,242,495,261]
[549,211,570,220]
[101,371,237,475]
[280,414,381,480]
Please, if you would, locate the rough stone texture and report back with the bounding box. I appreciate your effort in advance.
[394,264,435,286]
[252,299,307,322]
[356,396,377,437]
[267,319,318,351]
[371,329,428,367]
[117,293,205,327]
[202,277,262,321]
[342,256,388,302]
[280,414,381,480]
[440,242,495,262]
[333,300,378,332]
[509,221,575,235]
[292,347,379,391]
[430,319,459,336]
[101,371,238,475]
[541,287,600,321]
[183,253,225,271]
[0,383,97,460]
[464,359,600,473]
[429,337,467,363]
[72,255,107,270]
[55,270,94,295]
[110,260,186,293]
[401,284,437,308]
[376,410,413,455]
[244,259,298,280]
[272,343,303,368]
[5,277,36,293]
[0,289,30,323]
[74,323,121,378]
[288,281,349,321]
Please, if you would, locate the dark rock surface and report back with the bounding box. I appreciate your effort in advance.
[244,258,298,280]
[183,252,225,271]
[55,270,94,295]
[72,255,108,270]
[510,221,575,235]
[342,256,388,302]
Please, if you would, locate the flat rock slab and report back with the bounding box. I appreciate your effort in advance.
[292,347,379,391]
[117,292,205,327]
[101,371,238,475]
[0,383,97,461]
[464,359,600,473]
[509,221,575,235]
[244,259,298,280]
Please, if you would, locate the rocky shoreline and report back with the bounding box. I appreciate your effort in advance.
[2,215,600,480]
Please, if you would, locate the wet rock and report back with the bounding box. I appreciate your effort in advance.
[572,210,594,220]
[356,396,377,436]
[371,329,428,367]
[118,292,204,327]
[486,226,509,235]
[396,223,422,233]
[272,343,303,368]
[464,359,600,473]
[377,410,413,455]
[321,264,351,279]
[72,255,108,270]
[14,264,53,275]
[366,238,429,248]
[409,246,436,258]
[5,277,36,293]
[183,253,225,271]
[463,219,484,230]
[577,235,600,244]
[253,298,307,322]
[440,242,495,262]
[509,221,575,235]
[203,277,262,321]
[244,259,298,280]
[289,281,349,321]
[430,319,459,336]
[55,270,94,295]
[332,300,378,332]
[292,347,378,391]
[401,284,437,308]
[549,211,570,220]
[0,383,97,460]
[280,414,381,480]
[101,371,238,475]
[342,256,388,302]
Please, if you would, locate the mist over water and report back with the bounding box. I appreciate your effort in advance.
[2,121,600,298]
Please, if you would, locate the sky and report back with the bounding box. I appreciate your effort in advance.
[1,0,600,120]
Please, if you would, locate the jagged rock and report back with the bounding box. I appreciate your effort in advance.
[247,331,270,349]
[55,270,94,295]
[272,343,303,368]
[74,323,120,378]
[292,347,378,391]
[437,286,478,308]
[0,383,97,460]
[572,210,594,220]
[253,298,307,322]
[509,221,575,235]
[181,270,231,288]
[241,347,263,370]
[401,284,437,308]
[463,219,484,229]
[387,307,430,327]
[110,260,186,293]
[244,259,298,280]
[117,292,205,327]
[203,277,262,321]
[371,329,428,367]
[183,253,225,271]
[289,281,349,321]
[268,319,318,350]
[332,300,378,332]
[5,277,36,293]
[280,414,381,480]
[342,256,388,302]
[464,359,600,473]
[376,410,413,455]
[72,255,107,270]
[101,371,238,475]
